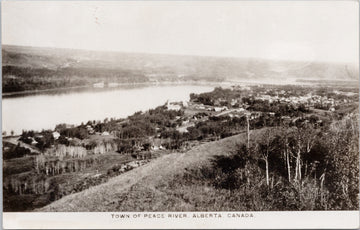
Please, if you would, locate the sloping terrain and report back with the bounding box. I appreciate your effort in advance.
[39,133,246,212]
[3,45,359,84]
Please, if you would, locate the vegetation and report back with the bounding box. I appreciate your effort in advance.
[3,142,35,160]
[2,65,149,93]
[3,83,359,211]
[3,45,357,94]
[179,115,358,210]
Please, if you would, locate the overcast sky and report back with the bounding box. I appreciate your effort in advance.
[2,1,359,63]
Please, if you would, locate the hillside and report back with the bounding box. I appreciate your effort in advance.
[3,45,358,93]
[39,133,246,212]
[7,84,358,212]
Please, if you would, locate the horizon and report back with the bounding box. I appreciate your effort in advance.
[2,43,359,67]
[2,1,358,64]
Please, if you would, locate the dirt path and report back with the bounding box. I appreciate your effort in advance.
[3,136,41,154]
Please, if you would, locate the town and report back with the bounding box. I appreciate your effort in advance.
[2,83,359,211]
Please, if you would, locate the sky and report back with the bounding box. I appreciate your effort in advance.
[1,1,359,64]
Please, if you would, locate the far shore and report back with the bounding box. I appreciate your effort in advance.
[2,81,231,98]
[3,78,357,98]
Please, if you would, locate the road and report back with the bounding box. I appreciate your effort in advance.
[3,136,41,154]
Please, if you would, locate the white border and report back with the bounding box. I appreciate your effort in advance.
[1,1,360,230]
[2,211,360,229]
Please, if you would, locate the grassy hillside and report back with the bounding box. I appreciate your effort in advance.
[39,111,359,212]
[39,133,247,212]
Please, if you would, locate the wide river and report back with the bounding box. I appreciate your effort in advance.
[2,84,216,135]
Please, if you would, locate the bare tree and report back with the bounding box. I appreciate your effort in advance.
[293,124,319,182]
[280,126,294,182]
[257,128,277,187]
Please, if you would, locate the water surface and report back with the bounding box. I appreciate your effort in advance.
[2,84,215,134]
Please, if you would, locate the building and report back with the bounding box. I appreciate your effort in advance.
[167,101,182,111]
[101,131,110,136]
[52,131,60,140]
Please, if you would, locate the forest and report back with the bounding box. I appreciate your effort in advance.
[2,65,148,93]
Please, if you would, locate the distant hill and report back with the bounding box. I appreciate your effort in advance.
[2,45,358,93]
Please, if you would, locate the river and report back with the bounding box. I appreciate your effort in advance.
[2,84,217,135]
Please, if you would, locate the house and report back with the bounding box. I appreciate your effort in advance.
[214,106,228,112]
[31,139,38,145]
[177,126,190,133]
[167,101,182,111]
[151,144,165,150]
[230,99,237,106]
[52,131,60,140]
[150,138,166,150]
[281,116,291,123]
[101,131,110,136]
[250,112,261,120]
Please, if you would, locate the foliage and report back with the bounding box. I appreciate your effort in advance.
[3,143,34,160]
[182,115,359,210]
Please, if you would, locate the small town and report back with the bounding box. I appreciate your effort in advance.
[2,4,359,230]
[3,83,358,212]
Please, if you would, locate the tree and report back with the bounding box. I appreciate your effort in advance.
[324,114,359,209]
[292,124,319,182]
[280,127,295,182]
[257,128,277,187]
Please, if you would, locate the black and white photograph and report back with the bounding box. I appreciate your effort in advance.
[1,0,359,229]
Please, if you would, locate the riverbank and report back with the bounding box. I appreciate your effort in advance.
[2,84,217,135]
[3,83,359,212]
[2,85,90,98]
[2,81,228,98]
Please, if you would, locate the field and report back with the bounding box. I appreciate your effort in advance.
[3,147,153,211]
[39,132,247,211]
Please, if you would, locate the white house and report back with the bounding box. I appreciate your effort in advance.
[52,131,60,140]
[167,101,182,111]
[101,131,110,136]
[31,139,38,145]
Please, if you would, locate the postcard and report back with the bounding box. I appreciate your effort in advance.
[1,0,359,229]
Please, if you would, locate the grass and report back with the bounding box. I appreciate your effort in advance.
[3,156,35,176]
[39,132,252,211]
